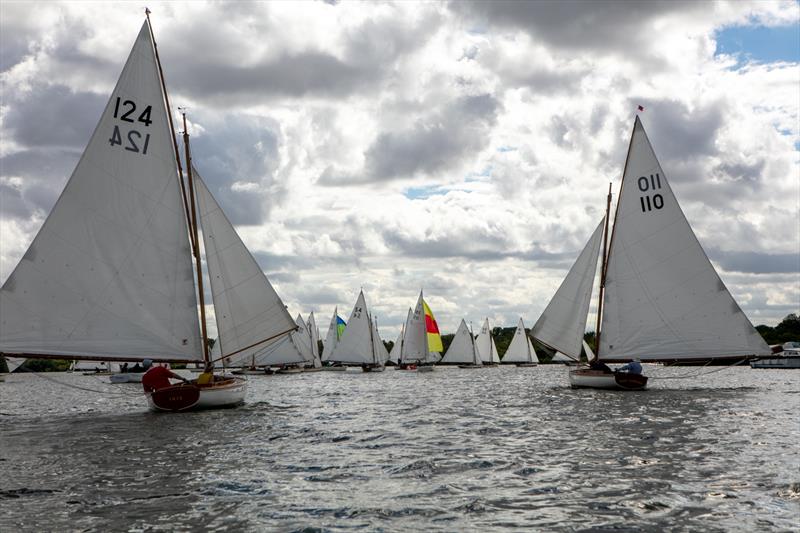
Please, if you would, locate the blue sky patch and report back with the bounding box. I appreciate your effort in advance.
[404,186,448,200]
[715,23,800,67]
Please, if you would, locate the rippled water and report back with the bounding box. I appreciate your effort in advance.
[1,365,798,531]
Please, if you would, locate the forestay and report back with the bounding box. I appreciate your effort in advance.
[440,319,481,365]
[503,318,539,363]
[531,219,604,359]
[194,172,296,368]
[599,117,770,361]
[0,22,201,362]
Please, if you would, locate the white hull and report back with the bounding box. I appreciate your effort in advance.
[568,368,648,390]
[515,363,538,367]
[147,377,247,411]
[750,356,800,369]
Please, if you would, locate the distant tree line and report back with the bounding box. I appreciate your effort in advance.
[756,314,799,346]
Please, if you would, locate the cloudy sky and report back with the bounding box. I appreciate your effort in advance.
[1,1,798,341]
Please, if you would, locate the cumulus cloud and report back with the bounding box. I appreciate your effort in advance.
[0,1,797,338]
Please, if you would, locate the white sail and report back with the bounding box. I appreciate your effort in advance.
[2,357,25,373]
[400,294,428,364]
[441,319,482,365]
[476,319,500,363]
[254,333,308,366]
[503,318,538,363]
[552,351,576,362]
[388,330,403,364]
[321,307,339,362]
[531,219,605,359]
[307,312,322,368]
[294,314,314,365]
[0,22,202,362]
[194,172,296,368]
[582,340,595,361]
[371,318,389,366]
[599,117,770,361]
[328,291,374,365]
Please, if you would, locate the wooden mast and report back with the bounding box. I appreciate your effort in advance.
[181,112,210,366]
[593,183,612,361]
[145,9,194,251]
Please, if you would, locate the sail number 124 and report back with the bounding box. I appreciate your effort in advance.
[108,97,152,155]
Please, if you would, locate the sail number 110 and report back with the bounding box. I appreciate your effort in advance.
[108,97,152,155]
[638,174,663,213]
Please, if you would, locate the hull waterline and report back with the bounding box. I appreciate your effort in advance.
[568,368,648,390]
[147,377,247,411]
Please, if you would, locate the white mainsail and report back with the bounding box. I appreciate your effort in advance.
[599,117,770,361]
[399,294,428,364]
[502,318,539,364]
[321,307,340,362]
[531,219,605,360]
[254,333,308,366]
[307,312,322,368]
[194,172,296,368]
[476,318,500,363]
[440,319,482,365]
[294,314,314,365]
[0,22,202,362]
[371,318,390,365]
[328,290,375,365]
[388,330,403,364]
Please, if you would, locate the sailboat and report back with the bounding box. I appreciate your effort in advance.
[535,116,771,390]
[440,319,483,368]
[398,292,443,371]
[387,310,411,366]
[304,312,323,371]
[502,318,539,366]
[327,290,387,371]
[0,16,297,410]
[321,307,347,370]
[475,318,501,366]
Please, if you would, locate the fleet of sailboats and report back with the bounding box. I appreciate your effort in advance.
[0,16,780,404]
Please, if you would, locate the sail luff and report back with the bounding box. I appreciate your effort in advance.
[144,11,193,251]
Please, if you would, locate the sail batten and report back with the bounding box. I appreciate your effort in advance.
[599,117,770,361]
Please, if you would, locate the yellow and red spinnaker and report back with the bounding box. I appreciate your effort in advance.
[422,299,443,352]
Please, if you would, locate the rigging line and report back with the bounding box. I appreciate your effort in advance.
[29,371,146,397]
[648,359,748,380]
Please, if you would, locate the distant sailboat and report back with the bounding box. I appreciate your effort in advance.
[387,309,411,366]
[305,312,323,371]
[328,290,386,371]
[440,319,483,368]
[398,292,443,371]
[502,318,539,366]
[0,17,297,410]
[534,116,770,389]
[321,307,347,370]
[475,318,500,366]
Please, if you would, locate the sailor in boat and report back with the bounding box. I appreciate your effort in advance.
[141,359,189,392]
[588,359,613,374]
[616,359,643,375]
